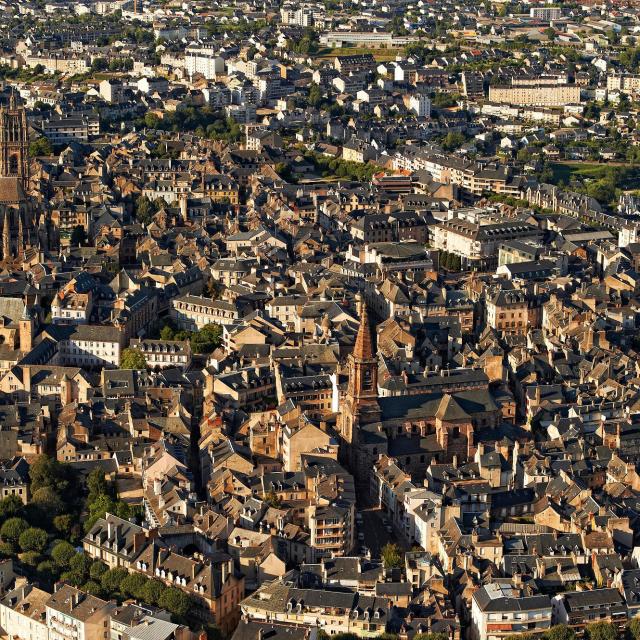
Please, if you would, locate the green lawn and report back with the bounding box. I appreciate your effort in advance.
[550,162,640,189]
[316,46,401,61]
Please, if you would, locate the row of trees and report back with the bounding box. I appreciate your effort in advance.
[306,152,381,182]
[159,319,223,354]
[509,621,639,640]
[439,251,462,272]
[141,108,243,143]
[323,622,640,640]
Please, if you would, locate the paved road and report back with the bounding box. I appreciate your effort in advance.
[357,507,408,559]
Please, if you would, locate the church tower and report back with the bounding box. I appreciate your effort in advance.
[0,93,29,190]
[339,295,381,452]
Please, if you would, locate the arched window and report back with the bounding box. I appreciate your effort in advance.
[8,154,18,175]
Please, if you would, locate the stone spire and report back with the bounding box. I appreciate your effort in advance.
[17,214,23,259]
[353,294,374,361]
[2,212,10,261]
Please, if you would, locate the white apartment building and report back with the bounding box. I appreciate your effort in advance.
[408,94,431,118]
[129,338,192,370]
[530,6,562,19]
[171,295,240,330]
[185,45,225,79]
[471,584,552,640]
[55,325,123,368]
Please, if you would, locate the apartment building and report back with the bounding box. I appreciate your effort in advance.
[471,584,552,640]
[607,73,640,95]
[308,503,355,560]
[0,584,50,640]
[488,84,581,107]
[46,585,114,640]
[241,582,390,637]
[129,339,192,370]
[486,288,530,335]
[552,589,627,635]
[170,295,239,330]
[185,45,225,79]
[53,325,123,368]
[530,6,562,19]
[43,115,99,144]
[432,216,541,269]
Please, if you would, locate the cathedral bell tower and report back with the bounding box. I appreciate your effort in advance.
[0,93,29,191]
[339,294,381,452]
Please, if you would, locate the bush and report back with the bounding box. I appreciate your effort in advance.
[18,527,48,553]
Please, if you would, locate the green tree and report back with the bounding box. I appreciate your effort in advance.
[82,580,105,597]
[37,559,59,581]
[101,567,129,594]
[628,618,640,640]
[442,131,466,151]
[544,624,576,640]
[158,586,192,618]
[90,560,108,581]
[70,225,86,247]
[134,195,157,225]
[160,324,175,340]
[0,495,24,521]
[140,579,165,605]
[1,517,29,545]
[144,112,160,129]
[51,540,76,568]
[91,57,108,72]
[69,552,92,578]
[263,491,282,507]
[53,514,74,538]
[29,456,73,495]
[29,136,53,158]
[120,573,149,599]
[190,323,223,354]
[31,486,65,516]
[87,468,112,503]
[120,348,147,370]
[585,622,618,640]
[381,542,403,568]
[20,550,41,566]
[308,83,323,108]
[18,527,48,553]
